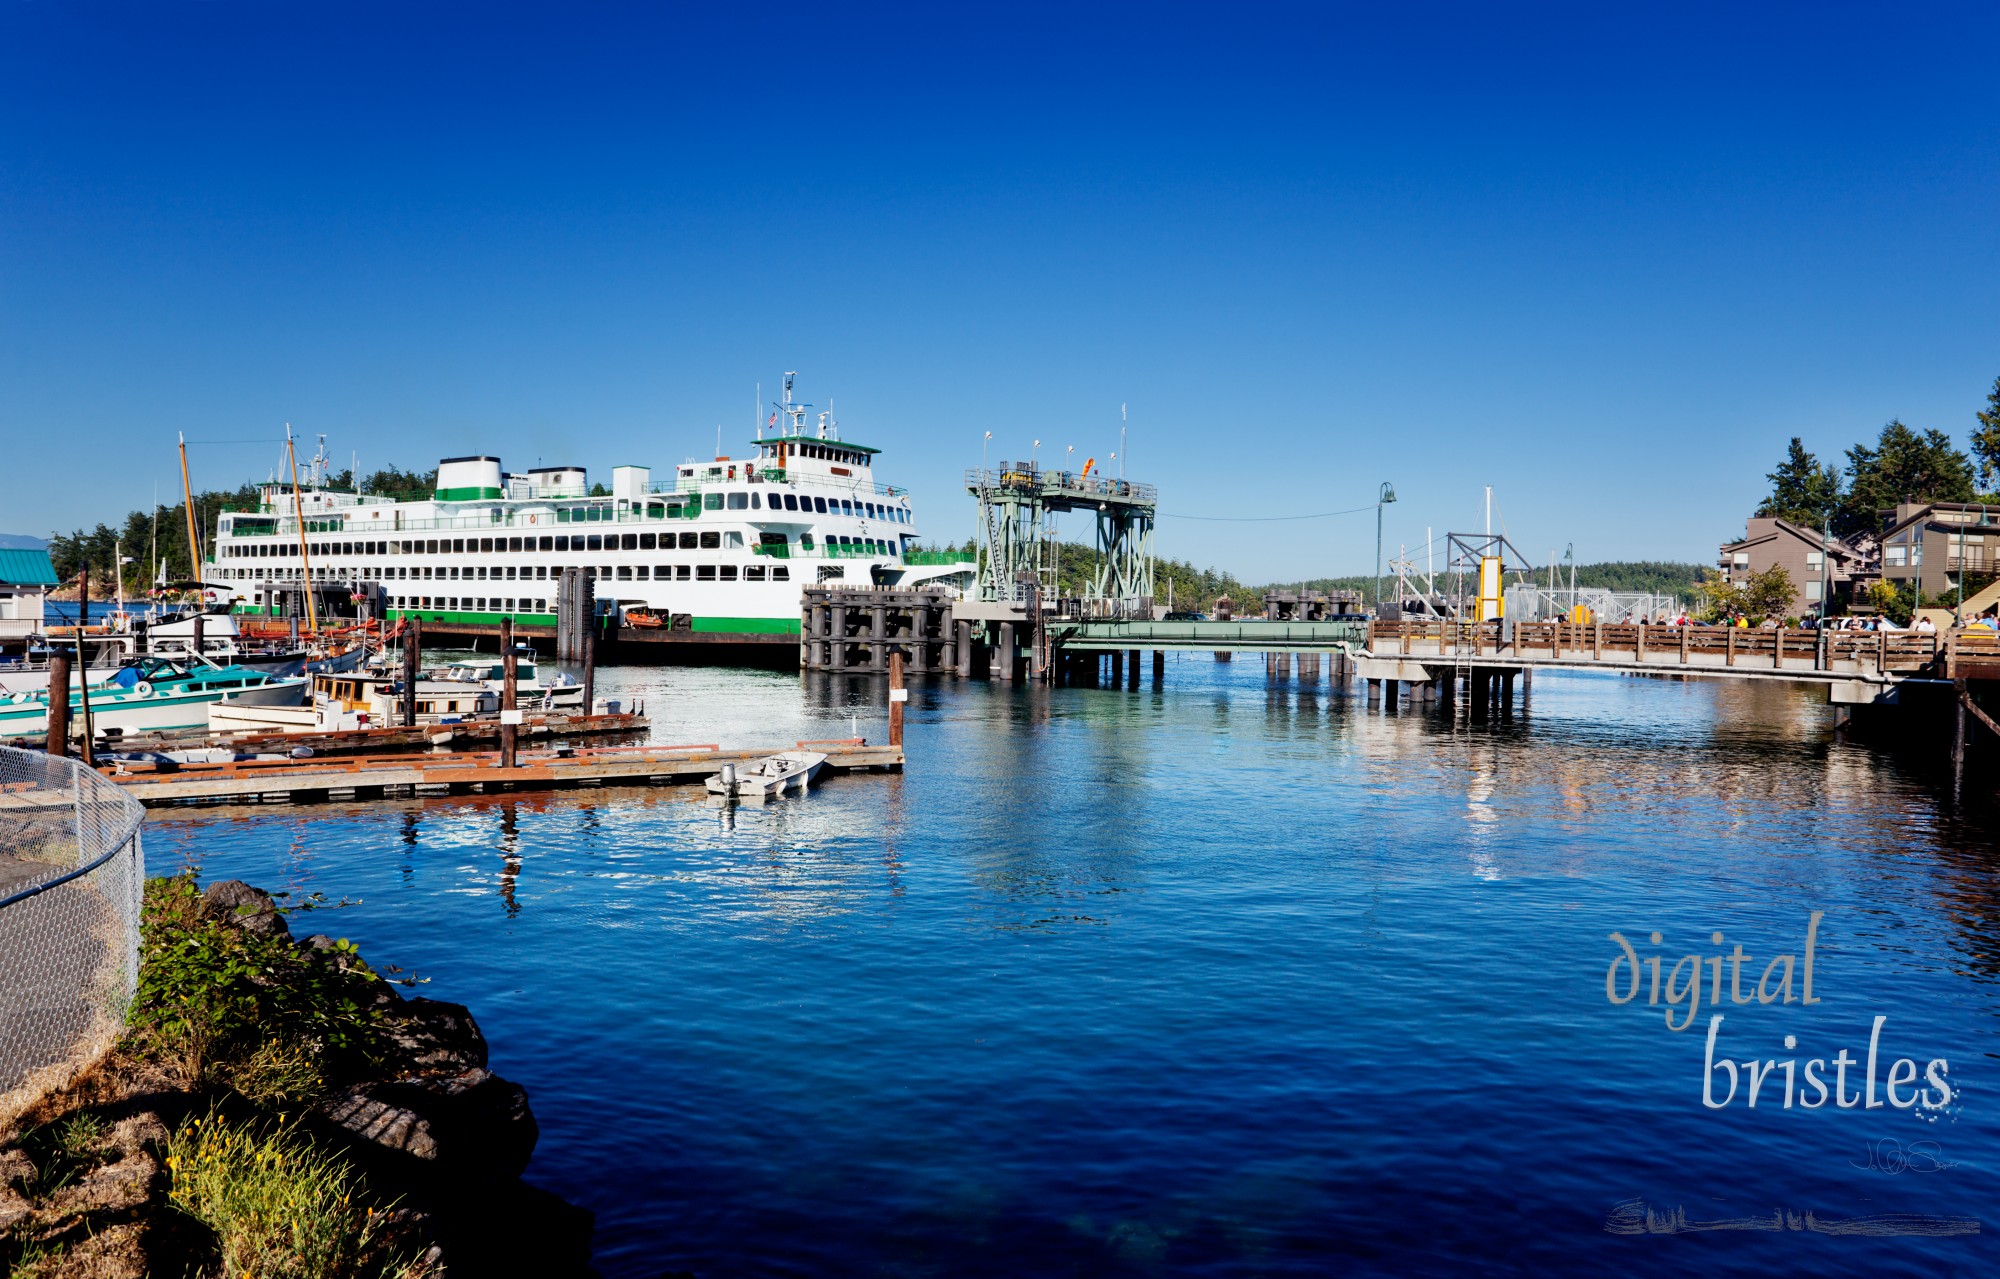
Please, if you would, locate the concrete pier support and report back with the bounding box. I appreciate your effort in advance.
[1152,650,1165,682]
[997,622,1016,682]
[1128,649,1142,688]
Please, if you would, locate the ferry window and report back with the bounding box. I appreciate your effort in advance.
[800,533,814,549]
[586,535,603,552]
[617,566,633,580]
[772,566,790,581]
[639,533,656,550]
[455,539,468,553]
[616,533,633,550]
[704,493,723,511]
[719,565,738,581]
[699,531,721,549]
[648,502,664,519]
[676,565,691,580]
[783,494,799,511]
[678,532,697,549]
[536,566,548,579]
[813,496,828,514]
[728,491,749,509]
[725,532,743,548]
[554,536,569,551]
[697,565,716,581]
[505,566,517,580]
[864,504,875,518]
[655,565,670,578]
[745,565,766,581]
[539,536,553,551]
[505,537,518,552]
[477,538,489,553]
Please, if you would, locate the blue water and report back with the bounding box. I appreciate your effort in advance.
[143,660,1999,1276]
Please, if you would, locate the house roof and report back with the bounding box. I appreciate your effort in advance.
[1881,502,2000,541]
[0,548,58,586]
[1720,518,1862,559]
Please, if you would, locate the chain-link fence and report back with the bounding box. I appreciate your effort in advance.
[0,745,146,1122]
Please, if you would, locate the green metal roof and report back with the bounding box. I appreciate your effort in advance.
[750,433,881,455]
[0,548,59,585]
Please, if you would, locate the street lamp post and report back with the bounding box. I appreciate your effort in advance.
[1375,481,1397,610]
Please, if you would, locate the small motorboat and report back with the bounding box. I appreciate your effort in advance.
[705,750,827,801]
[624,607,665,629]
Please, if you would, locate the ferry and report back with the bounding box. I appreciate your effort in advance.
[202,376,973,642]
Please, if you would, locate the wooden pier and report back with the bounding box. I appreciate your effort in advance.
[90,710,652,760]
[106,739,902,806]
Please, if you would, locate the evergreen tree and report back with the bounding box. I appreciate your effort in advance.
[1973,374,2000,494]
[1834,419,1975,539]
[1754,438,1839,527]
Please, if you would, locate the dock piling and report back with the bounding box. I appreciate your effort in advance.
[45,650,71,757]
[889,650,905,748]
[500,617,518,769]
[402,617,421,728]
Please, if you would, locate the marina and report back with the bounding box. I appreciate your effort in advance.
[9,10,2000,1277]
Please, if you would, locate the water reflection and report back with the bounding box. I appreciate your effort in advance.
[138,660,2000,1279]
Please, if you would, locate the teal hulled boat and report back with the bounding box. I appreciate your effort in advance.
[0,657,308,738]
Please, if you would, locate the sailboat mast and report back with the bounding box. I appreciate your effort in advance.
[177,434,202,584]
[285,425,320,634]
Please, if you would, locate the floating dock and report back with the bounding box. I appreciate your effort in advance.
[95,710,651,760]
[106,738,901,806]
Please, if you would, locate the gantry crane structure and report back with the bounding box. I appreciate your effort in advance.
[965,461,1158,619]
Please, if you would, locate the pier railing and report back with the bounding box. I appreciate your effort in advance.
[0,746,146,1121]
[1367,619,1946,678]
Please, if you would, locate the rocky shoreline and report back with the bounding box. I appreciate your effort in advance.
[0,877,596,1276]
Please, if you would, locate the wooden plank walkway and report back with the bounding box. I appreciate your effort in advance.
[105,739,903,806]
[1364,619,1948,686]
[104,711,651,759]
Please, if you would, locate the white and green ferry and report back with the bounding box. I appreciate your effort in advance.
[204,378,972,641]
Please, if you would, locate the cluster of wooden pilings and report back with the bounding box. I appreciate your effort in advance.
[1361,665,1529,718]
[801,589,967,674]
[1256,652,1346,682]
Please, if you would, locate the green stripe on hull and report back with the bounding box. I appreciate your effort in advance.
[388,610,558,628]
[381,610,798,635]
[690,616,801,635]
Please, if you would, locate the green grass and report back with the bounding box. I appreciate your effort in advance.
[165,1111,428,1279]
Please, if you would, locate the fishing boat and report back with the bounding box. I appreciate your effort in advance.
[197,374,977,646]
[0,657,307,738]
[705,749,827,801]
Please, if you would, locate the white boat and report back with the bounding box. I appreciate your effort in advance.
[705,750,827,801]
[0,658,308,738]
[432,656,584,711]
[198,372,978,642]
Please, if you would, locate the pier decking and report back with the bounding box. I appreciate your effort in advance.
[106,739,902,806]
[1359,619,1949,698]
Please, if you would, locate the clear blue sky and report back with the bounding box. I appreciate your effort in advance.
[5,2,1997,582]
